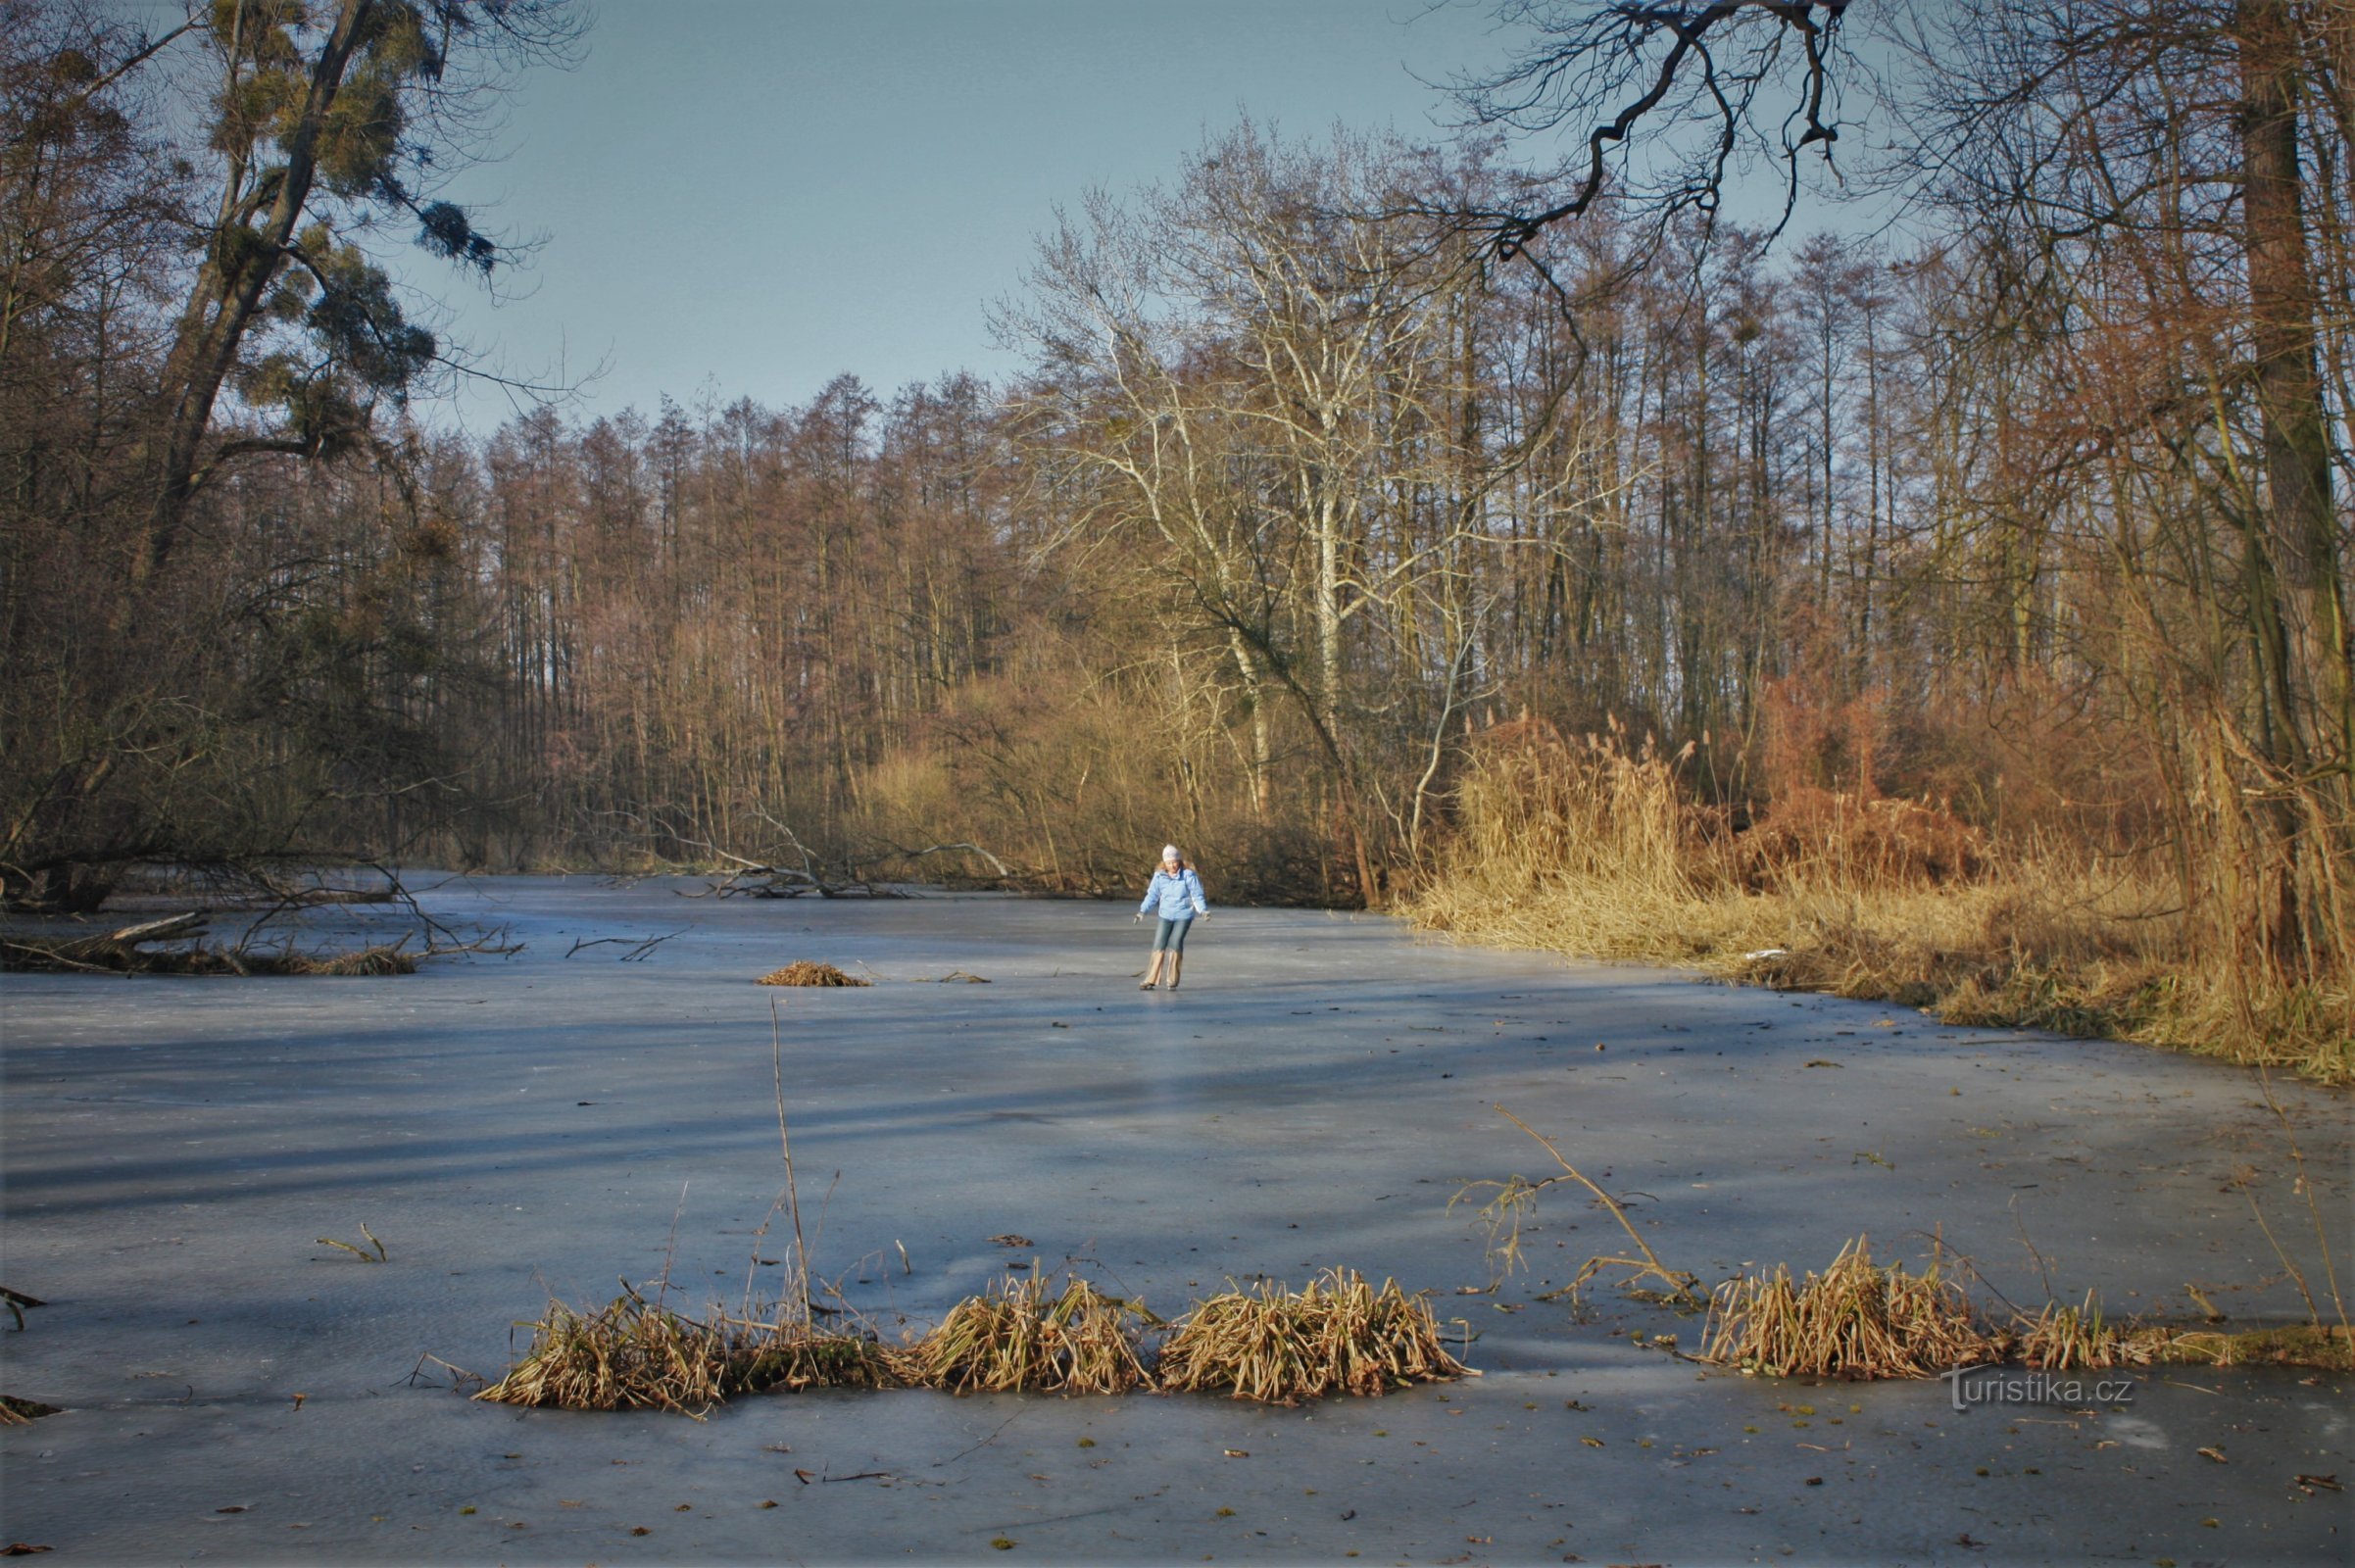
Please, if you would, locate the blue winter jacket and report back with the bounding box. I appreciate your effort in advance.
[1140,867,1209,921]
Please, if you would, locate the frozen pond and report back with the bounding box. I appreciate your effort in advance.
[3,877,2348,1562]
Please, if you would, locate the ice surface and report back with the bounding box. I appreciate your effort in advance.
[3,877,2347,1562]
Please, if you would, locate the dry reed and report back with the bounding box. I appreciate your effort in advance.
[473,1288,919,1415]
[1407,723,2351,1082]
[727,1318,916,1392]
[1700,1237,1993,1379]
[1459,1106,1702,1306]
[756,961,869,987]
[2014,1293,2134,1371]
[1156,1269,1470,1402]
[912,1273,1151,1395]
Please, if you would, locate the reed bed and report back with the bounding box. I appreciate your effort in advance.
[1407,722,2351,1081]
[1700,1238,1993,1379]
[1156,1269,1469,1402]
[756,960,868,987]
[912,1273,1151,1395]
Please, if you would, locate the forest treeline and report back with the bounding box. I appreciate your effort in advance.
[2,2,2347,1074]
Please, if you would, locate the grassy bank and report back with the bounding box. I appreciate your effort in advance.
[1405,724,2352,1085]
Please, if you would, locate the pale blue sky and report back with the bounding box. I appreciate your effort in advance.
[412,0,1508,430]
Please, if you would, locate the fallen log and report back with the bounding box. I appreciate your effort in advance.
[0,911,208,971]
[0,914,429,976]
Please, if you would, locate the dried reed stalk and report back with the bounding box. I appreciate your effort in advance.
[1478,1106,1701,1306]
[1156,1269,1469,1402]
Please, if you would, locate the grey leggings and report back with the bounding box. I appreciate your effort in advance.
[1153,916,1193,953]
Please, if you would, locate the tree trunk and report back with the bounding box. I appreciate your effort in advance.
[141,0,375,586]
[2234,0,2347,972]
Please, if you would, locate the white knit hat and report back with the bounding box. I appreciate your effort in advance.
[1162,844,1182,860]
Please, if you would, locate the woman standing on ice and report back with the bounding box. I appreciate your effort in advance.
[1135,844,1209,990]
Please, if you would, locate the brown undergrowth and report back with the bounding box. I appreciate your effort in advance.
[1406,722,2350,1083]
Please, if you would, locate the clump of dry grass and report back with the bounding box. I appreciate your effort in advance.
[474,1287,920,1415]
[1700,1237,1993,1379]
[1156,1269,1470,1402]
[912,1273,1152,1395]
[756,960,868,987]
[475,1289,736,1415]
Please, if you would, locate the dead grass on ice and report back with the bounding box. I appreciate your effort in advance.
[1699,1236,1991,1379]
[911,1272,1151,1395]
[1155,1268,1471,1402]
[1698,1246,2354,1378]
[756,960,868,987]
[473,1288,915,1415]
